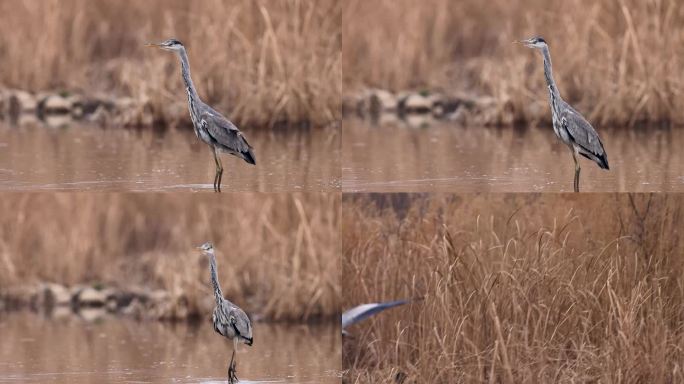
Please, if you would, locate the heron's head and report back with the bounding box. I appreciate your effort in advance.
[517,36,547,49]
[196,241,214,253]
[145,38,184,52]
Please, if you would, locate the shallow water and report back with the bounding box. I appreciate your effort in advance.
[343,117,684,192]
[0,121,340,191]
[0,311,341,383]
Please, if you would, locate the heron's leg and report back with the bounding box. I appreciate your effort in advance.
[217,161,223,193]
[572,149,581,193]
[227,349,238,383]
[212,150,219,192]
[212,148,223,193]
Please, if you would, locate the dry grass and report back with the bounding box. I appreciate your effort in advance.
[0,0,341,128]
[343,194,684,383]
[343,0,684,126]
[0,193,340,322]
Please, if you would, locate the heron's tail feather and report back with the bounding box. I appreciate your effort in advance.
[580,150,609,170]
[596,152,609,170]
[242,148,256,165]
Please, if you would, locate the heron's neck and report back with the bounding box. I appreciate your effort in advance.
[178,48,200,102]
[541,46,561,102]
[207,252,224,305]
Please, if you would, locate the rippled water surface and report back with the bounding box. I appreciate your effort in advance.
[343,118,684,192]
[0,312,341,383]
[0,121,340,191]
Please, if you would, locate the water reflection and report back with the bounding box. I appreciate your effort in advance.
[343,118,684,192]
[0,312,341,383]
[0,122,340,191]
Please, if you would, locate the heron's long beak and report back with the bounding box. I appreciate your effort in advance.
[516,39,534,47]
[145,42,161,48]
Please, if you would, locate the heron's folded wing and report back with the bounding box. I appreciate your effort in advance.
[561,106,606,157]
[200,110,253,154]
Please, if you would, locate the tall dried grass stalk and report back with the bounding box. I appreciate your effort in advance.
[343,0,684,126]
[0,193,340,322]
[343,194,684,383]
[0,0,341,128]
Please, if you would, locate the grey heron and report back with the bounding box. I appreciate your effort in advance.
[518,36,609,192]
[147,39,256,192]
[342,299,415,336]
[198,242,253,383]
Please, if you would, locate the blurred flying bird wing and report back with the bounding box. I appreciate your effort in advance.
[342,299,411,329]
[200,108,256,165]
[560,102,609,169]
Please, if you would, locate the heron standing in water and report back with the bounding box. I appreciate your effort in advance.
[197,242,253,383]
[147,39,256,192]
[518,36,609,192]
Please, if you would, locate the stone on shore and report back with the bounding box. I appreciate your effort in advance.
[9,90,37,114]
[368,89,398,113]
[42,283,71,306]
[75,287,107,307]
[40,95,73,114]
[400,93,432,114]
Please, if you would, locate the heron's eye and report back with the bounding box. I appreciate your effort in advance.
[230,315,236,323]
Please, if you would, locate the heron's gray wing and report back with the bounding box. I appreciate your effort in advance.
[213,299,253,343]
[200,108,256,164]
[342,299,410,329]
[560,103,609,169]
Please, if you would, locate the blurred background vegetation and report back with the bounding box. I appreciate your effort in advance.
[343,0,684,126]
[0,0,341,128]
[343,193,684,383]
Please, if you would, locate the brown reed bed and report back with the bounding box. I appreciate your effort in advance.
[0,193,340,322]
[343,0,684,126]
[343,193,684,383]
[0,0,341,128]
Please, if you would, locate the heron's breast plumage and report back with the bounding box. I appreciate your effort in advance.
[212,306,236,339]
[548,87,572,146]
[186,90,209,144]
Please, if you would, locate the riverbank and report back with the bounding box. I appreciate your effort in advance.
[0,88,337,129]
[0,282,338,323]
[343,89,522,127]
[0,89,155,127]
[344,87,683,128]
[1,283,192,321]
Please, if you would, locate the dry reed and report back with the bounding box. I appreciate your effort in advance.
[0,0,342,128]
[343,0,684,126]
[343,194,684,383]
[0,193,340,322]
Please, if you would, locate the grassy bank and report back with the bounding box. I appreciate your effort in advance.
[0,193,340,322]
[343,194,684,383]
[343,0,684,126]
[0,0,341,128]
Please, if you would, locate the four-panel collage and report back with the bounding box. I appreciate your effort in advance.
[1,1,683,383]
